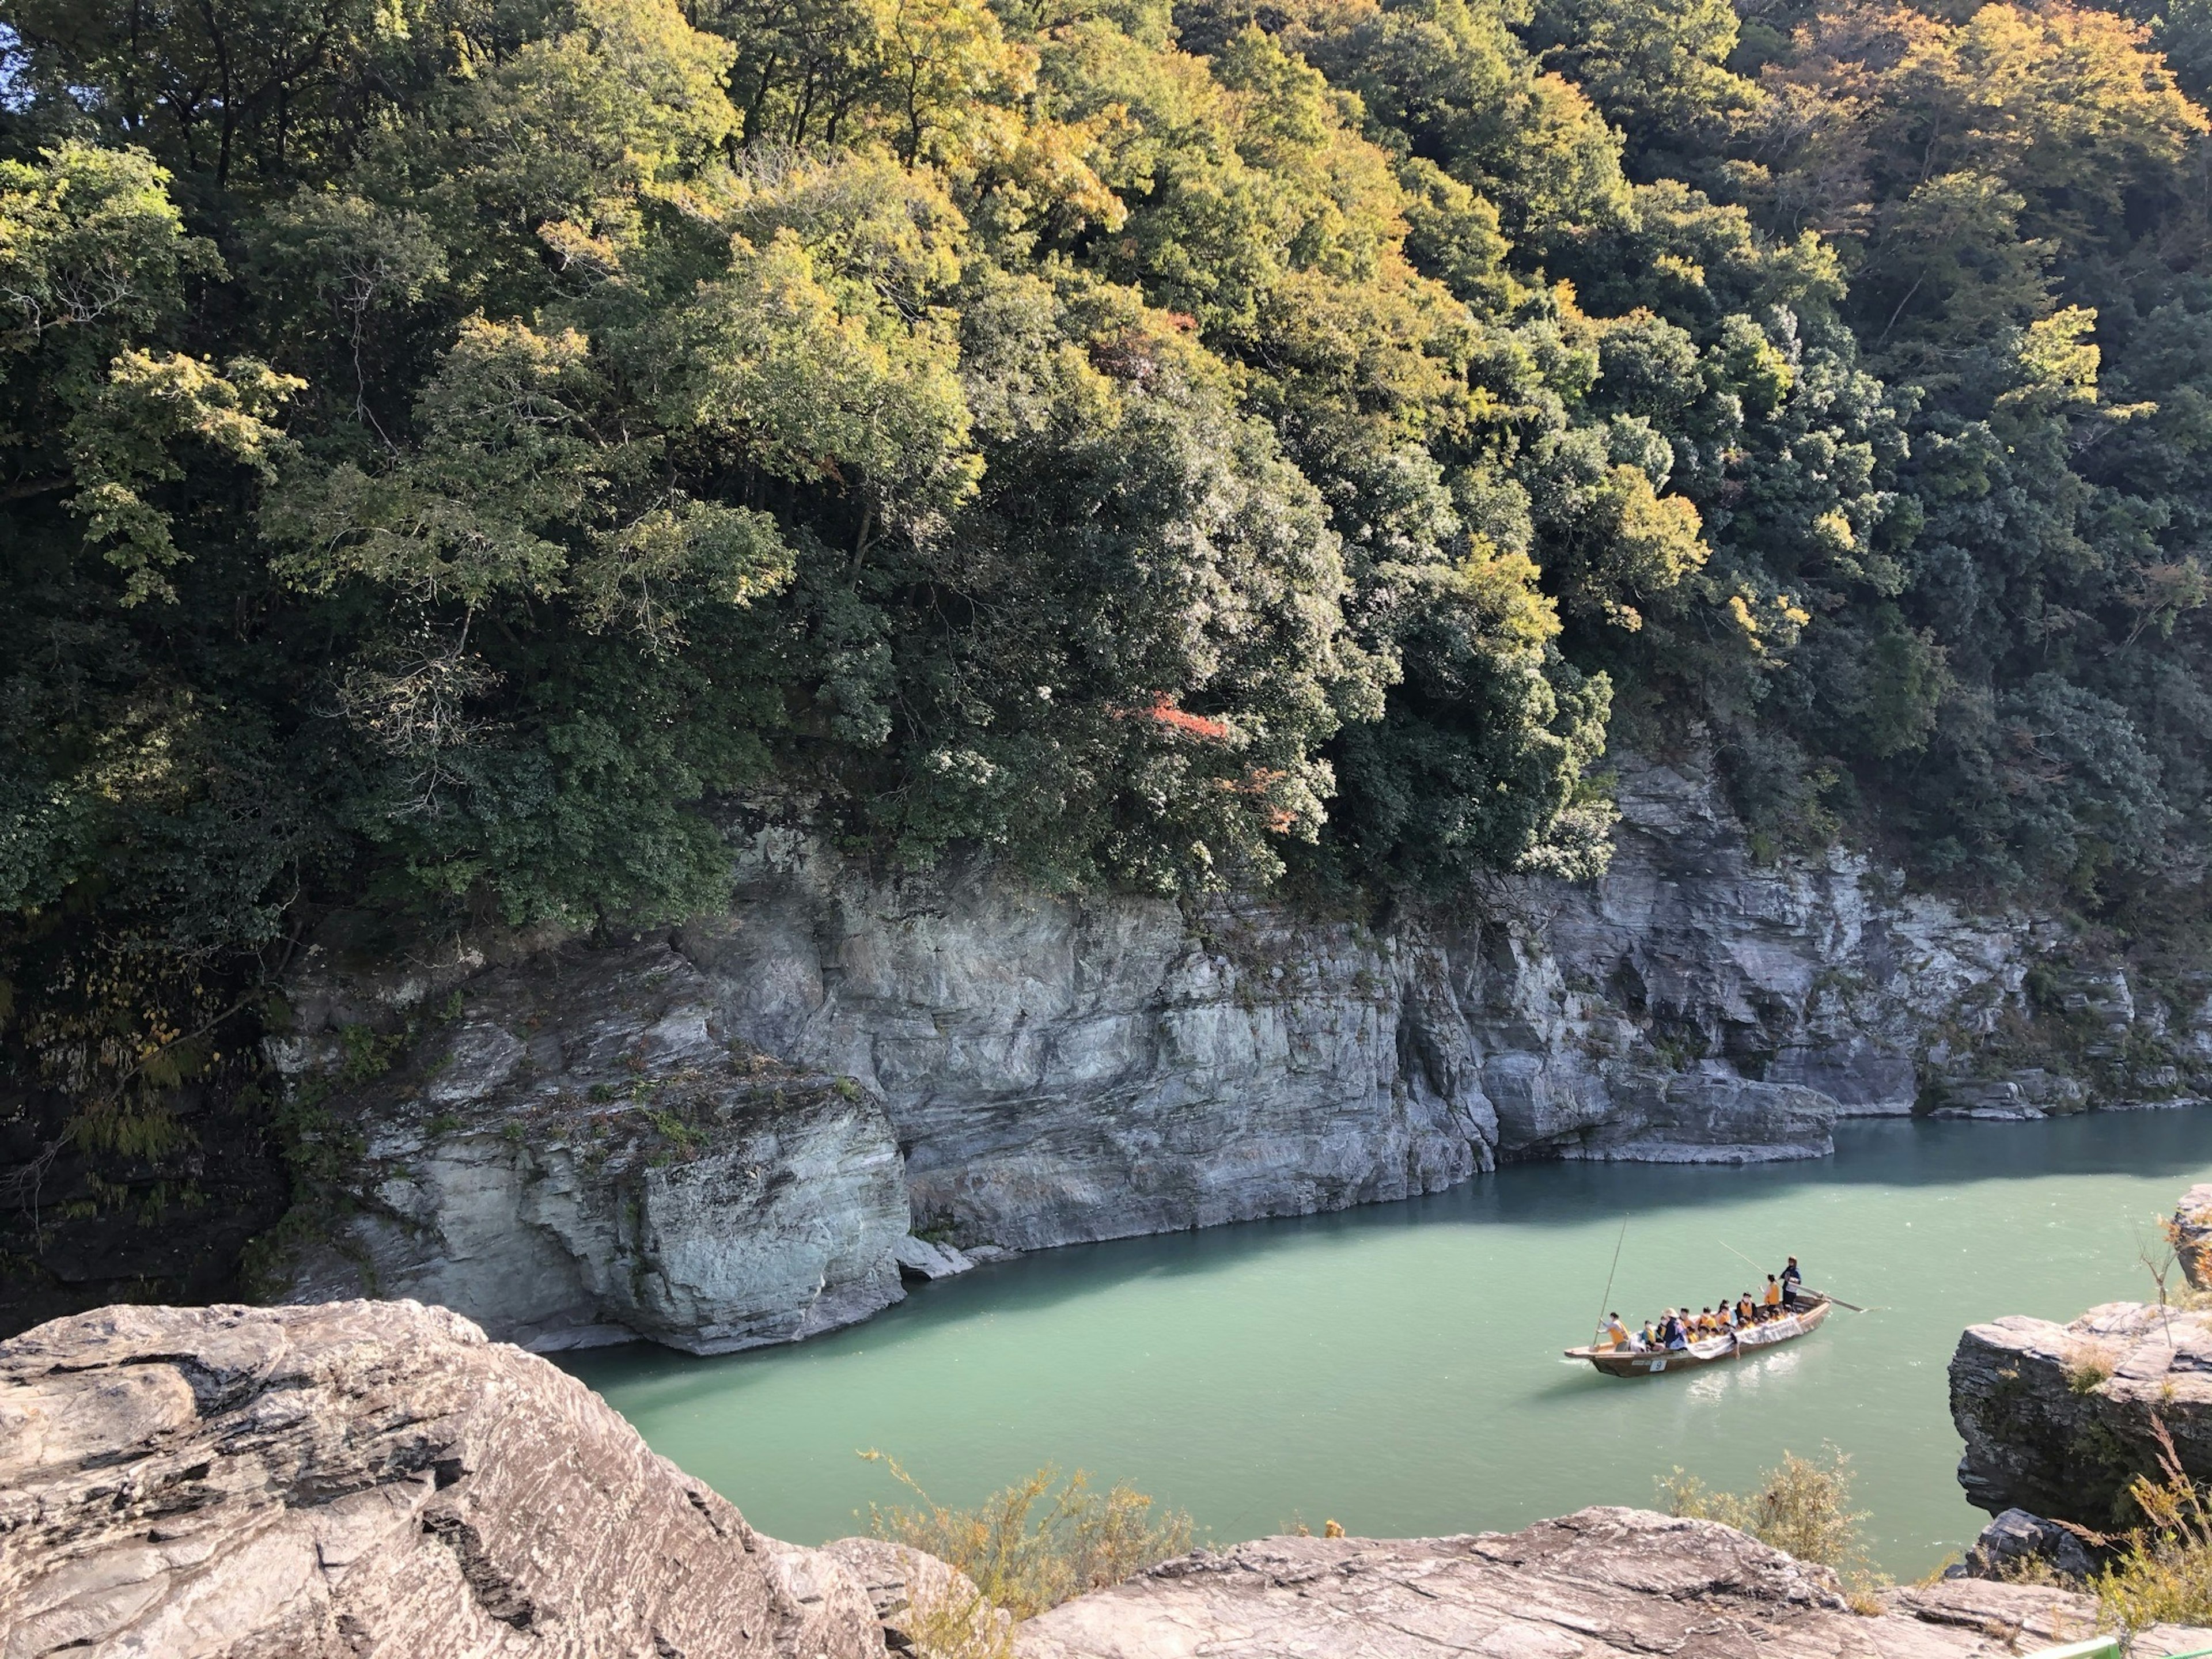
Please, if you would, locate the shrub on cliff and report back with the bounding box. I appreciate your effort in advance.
[861,1453,1194,1620]
[1660,1446,1880,1604]
[2088,1419,2212,1639]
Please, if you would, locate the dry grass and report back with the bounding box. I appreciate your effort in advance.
[862,1452,1195,1622]
[1660,1446,1888,1610]
[2087,1418,2212,1641]
[2062,1339,2122,1395]
[899,1581,1017,1659]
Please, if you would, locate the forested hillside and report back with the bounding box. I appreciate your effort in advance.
[6,0,2212,1286]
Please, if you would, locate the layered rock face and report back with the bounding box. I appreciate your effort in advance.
[0,1300,881,1659]
[274,944,908,1354]
[1950,1299,2212,1526]
[271,755,2187,1352]
[1016,1510,2209,1658]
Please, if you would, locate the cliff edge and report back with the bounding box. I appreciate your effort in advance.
[1950,1188,2212,1531]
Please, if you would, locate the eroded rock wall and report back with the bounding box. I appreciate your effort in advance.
[268,755,2193,1353]
[272,945,910,1355]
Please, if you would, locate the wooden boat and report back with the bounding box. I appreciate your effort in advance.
[1564,1294,1834,1377]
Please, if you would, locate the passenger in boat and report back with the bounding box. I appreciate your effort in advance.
[1736,1293,1758,1326]
[1665,1315,1690,1351]
[1637,1320,1658,1350]
[1763,1274,1783,1310]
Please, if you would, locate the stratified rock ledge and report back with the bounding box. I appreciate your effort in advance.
[1952,1299,2212,1527]
[1016,1512,2212,1658]
[0,1299,878,1659]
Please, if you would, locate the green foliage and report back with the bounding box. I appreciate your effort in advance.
[9,0,2212,1283]
[2088,1418,2212,1638]
[1659,1445,1877,1580]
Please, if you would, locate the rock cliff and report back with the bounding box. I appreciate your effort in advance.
[9,1298,2199,1659]
[272,944,908,1355]
[1951,1298,2212,1527]
[267,754,2203,1353]
[1014,1511,2209,1658]
[0,1300,880,1658]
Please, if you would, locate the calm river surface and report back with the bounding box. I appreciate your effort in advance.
[562,1111,2212,1577]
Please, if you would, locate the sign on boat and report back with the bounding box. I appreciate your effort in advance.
[1565,1293,1836,1376]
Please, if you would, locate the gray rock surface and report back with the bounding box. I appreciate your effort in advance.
[1013,1509,2208,1658]
[1948,1508,2096,1582]
[892,1235,975,1279]
[270,755,2202,1351]
[2176,1182,2212,1290]
[820,1537,1009,1653]
[1951,1299,2212,1526]
[0,1300,882,1659]
[271,942,909,1354]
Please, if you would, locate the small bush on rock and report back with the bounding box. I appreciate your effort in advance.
[862,1452,1195,1620]
[2090,1418,2212,1639]
[1659,1446,1884,1608]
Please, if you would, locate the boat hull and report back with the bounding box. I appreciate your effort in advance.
[1565,1297,1833,1376]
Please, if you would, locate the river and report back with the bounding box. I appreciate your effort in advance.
[561,1110,2212,1577]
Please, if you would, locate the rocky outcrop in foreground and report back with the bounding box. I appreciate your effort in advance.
[1952,1298,2212,1527]
[264,755,2202,1354]
[0,1300,880,1658]
[9,1299,2202,1659]
[1016,1512,2206,1658]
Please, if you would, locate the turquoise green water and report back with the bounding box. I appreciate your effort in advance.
[562,1112,2212,1576]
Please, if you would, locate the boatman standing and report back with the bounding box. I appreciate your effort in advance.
[1601,1312,1631,1350]
[1780,1256,1803,1306]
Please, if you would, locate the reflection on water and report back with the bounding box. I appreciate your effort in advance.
[560,1111,2212,1576]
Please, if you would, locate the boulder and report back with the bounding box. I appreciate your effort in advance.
[1013,1508,2209,1658]
[1951,1300,2212,1526]
[1948,1509,2096,1582]
[0,1300,882,1659]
